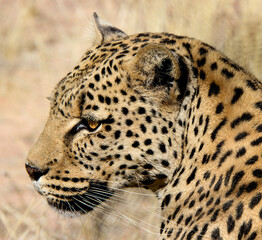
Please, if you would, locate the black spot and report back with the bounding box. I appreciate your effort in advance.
[100,145,109,150]
[199,70,206,80]
[214,175,222,191]
[253,169,262,178]
[245,155,258,165]
[120,90,127,95]
[182,42,193,61]
[208,82,220,97]
[224,166,234,186]
[202,154,210,164]
[138,107,146,114]
[218,150,232,167]
[256,124,262,132]
[199,47,208,55]
[246,79,258,91]
[189,147,196,159]
[105,97,111,105]
[113,97,119,103]
[144,139,152,145]
[231,87,244,104]
[255,101,262,111]
[125,154,132,161]
[215,102,224,114]
[231,112,253,128]
[161,126,168,134]
[235,132,248,141]
[98,95,104,103]
[187,167,197,184]
[114,130,121,139]
[143,164,153,169]
[251,137,262,146]
[115,77,121,84]
[88,83,94,89]
[226,171,244,197]
[211,209,220,222]
[126,119,133,126]
[236,202,244,219]
[185,215,193,225]
[105,125,111,132]
[246,181,257,192]
[227,215,235,233]
[211,118,227,141]
[130,96,136,102]
[146,149,154,155]
[210,62,218,70]
[87,92,94,100]
[140,124,147,133]
[132,141,139,148]
[126,130,133,137]
[159,142,166,153]
[146,116,152,123]
[196,97,201,109]
[221,68,234,79]
[197,57,206,67]
[94,74,100,81]
[121,107,129,115]
[238,219,252,239]
[247,232,257,240]
[161,160,169,167]
[211,228,221,240]
[222,200,233,212]
[203,116,209,135]
[236,147,246,158]
[161,194,171,210]
[194,127,198,136]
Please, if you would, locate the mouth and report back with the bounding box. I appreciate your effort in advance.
[47,182,114,216]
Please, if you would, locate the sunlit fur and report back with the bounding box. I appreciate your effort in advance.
[26,14,262,239]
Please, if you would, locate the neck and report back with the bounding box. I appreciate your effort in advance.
[158,47,262,238]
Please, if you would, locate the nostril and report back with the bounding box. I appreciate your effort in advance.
[25,164,49,181]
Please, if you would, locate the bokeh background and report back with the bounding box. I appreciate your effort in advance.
[1,0,262,239]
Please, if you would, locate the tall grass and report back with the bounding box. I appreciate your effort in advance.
[1,0,262,239]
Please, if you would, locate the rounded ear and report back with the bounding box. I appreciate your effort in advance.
[87,13,127,47]
[126,44,192,104]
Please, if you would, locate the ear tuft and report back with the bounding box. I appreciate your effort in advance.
[93,13,127,44]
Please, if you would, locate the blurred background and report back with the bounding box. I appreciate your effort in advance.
[1,0,262,239]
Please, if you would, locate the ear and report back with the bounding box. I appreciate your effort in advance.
[126,44,192,104]
[87,13,127,47]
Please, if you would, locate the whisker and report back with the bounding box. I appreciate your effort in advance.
[86,194,161,235]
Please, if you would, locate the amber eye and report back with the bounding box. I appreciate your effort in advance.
[71,119,102,135]
[87,119,100,130]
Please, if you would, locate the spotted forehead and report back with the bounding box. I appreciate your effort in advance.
[50,32,181,116]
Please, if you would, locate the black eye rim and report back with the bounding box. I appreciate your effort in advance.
[70,119,101,135]
[69,115,114,136]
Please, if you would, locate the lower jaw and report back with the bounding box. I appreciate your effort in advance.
[47,198,94,217]
[46,191,113,216]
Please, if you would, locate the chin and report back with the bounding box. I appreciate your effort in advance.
[46,184,114,217]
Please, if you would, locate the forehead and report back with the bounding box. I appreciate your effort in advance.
[50,33,177,117]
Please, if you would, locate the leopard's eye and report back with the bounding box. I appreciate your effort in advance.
[71,119,102,135]
[88,119,100,130]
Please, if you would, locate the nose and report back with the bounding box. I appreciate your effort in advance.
[25,164,49,181]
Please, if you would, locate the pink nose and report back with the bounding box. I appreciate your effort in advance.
[25,164,49,181]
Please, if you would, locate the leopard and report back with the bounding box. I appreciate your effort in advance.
[26,13,262,240]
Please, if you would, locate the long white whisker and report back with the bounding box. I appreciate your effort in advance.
[86,193,161,235]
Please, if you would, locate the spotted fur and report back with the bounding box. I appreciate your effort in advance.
[26,14,262,239]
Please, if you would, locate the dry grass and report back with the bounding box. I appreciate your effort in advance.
[1,0,262,239]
